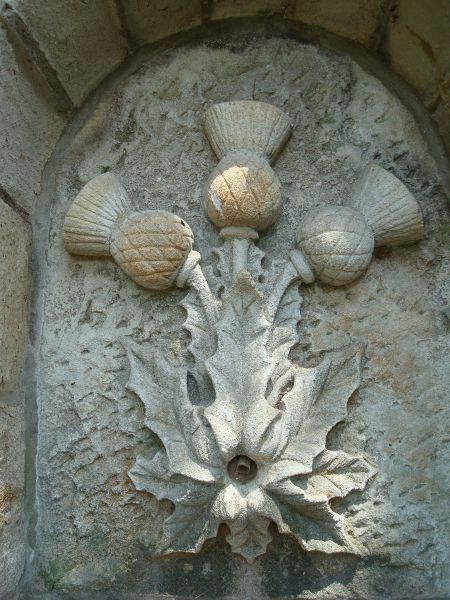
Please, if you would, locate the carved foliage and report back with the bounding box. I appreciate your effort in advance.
[64,102,422,563]
[129,248,376,562]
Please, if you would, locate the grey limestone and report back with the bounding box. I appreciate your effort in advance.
[0,199,30,599]
[5,0,129,106]
[23,35,449,598]
[0,25,65,215]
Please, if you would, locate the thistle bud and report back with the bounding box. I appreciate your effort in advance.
[296,164,423,287]
[204,151,281,231]
[203,101,291,232]
[296,206,374,286]
[63,173,193,290]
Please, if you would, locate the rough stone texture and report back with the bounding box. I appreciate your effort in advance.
[2,0,449,193]
[0,199,29,600]
[382,0,450,152]
[0,405,25,600]
[122,0,202,47]
[0,24,65,214]
[6,0,129,106]
[25,35,449,598]
[209,0,288,20]
[0,200,30,390]
[289,0,387,47]
[382,0,450,104]
[434,98,450,155]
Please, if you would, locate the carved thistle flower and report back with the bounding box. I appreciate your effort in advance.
[128,267,376,562]
[62,100,423,563]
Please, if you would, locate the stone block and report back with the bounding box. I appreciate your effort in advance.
[289,0,387,47]
[0,200,29,600]
[6,0,129,106]
[122,0,202,47]
[210,0,288,20]
[433,98,450,156]
[382,0,450,106]
[0,199,30,391]
[0,405,25,600]
[0,25,65,214]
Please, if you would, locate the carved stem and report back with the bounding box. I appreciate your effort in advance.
[220,226,259,277]
[176,251,220,324]
[187,264,220,325]
[266,249,315,323]
[231,238,251,276]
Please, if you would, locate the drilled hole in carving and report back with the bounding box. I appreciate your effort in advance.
[274,376,294,408]
[186,371,215,407]
[186,371,201,405]
[227,455,257,483]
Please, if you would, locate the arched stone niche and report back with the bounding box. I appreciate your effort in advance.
[21,30,449,599]
[1,23,449,600]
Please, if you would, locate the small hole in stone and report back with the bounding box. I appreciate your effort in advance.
[227,455,257,483]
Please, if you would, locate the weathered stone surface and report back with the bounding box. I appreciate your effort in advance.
[59,103,426,564]
[381,0,450,154]
[26,35,449,598]
[382,0,450,104]
[1,0,449,163]
[289,0,387,46]
[122,0,202,47]
[0,200,30,391]
[210,0,288,20]
[0,405,25,600]
[434,97,450,155]
[0,200,28,599]
[125,203,376,562]
[0,25,64,214]
[6,0,129,106]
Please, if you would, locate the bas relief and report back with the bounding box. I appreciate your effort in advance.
[62,101,423,562]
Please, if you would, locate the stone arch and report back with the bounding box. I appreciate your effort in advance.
[0,3,449,599]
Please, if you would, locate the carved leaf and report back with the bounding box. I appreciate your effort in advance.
[294,449,377,499]
[180,289,217,400]
[226,514,272,562]
[268,478,358,554]
[211,486,276,562]
[261,344,364,470]
[209,239,266,294]
[271,282,302,346]
[268,281,303,387]
[204,272,279,458]
[246,241,266,284]
[130,451,221,554]
[127,347,221,481]
[283,344,364,465]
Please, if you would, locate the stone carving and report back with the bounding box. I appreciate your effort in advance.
[63,101,424,562]
[63,174,194,289]
[203,101,290,231]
